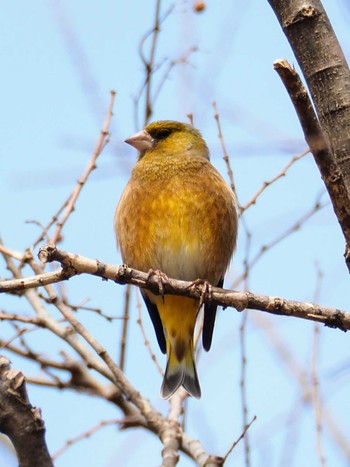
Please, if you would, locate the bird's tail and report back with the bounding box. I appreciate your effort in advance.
[161,337,201,399]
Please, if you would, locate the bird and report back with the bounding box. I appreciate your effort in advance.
[115,120,238,399]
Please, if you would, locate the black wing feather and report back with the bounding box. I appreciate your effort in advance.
[141,291,166,354]
[202,277,224,351]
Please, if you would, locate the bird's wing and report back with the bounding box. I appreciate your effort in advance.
[202,276,224,351]
[141,290,167,354]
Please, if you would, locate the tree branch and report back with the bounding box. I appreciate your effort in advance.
[274,58,350,271]
[267,0,350,268]
[0,356,53,467]
[1,244,349,331]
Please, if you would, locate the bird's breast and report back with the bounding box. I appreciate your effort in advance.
[115,159,237,284]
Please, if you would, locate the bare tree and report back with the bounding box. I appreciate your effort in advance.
[0,1,349,466]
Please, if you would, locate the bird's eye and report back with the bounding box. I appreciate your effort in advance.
[150,128,173,140]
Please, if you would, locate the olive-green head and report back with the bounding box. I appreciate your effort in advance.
[125,120,210,160]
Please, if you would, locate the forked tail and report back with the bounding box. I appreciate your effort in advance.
[161,340,201,399]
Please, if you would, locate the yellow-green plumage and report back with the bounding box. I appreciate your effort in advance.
[115,121,238,399]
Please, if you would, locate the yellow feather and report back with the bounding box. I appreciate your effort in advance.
[115,121,238,399]
[149,294,201,399]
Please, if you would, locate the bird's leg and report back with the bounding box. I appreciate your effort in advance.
[146,269,169,301]
[187,279,213,310]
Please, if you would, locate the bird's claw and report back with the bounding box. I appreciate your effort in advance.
[146,269,169,299]
[188,278,212,309]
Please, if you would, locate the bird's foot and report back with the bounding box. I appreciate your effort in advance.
[146,269,169,299]
[188,278,212,309]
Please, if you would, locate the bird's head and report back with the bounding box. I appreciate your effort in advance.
[125,121,209,160]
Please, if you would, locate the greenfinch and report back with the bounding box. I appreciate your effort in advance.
[115,121,238,399]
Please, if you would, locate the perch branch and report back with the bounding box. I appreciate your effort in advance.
[1,244,349,331]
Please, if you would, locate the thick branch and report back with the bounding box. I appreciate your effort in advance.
[1,244,349,331]
[268,0,350,266]
[274,60,350,267]
[0,356,53,467]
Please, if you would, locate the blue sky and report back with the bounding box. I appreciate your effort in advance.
[1,1,350,466]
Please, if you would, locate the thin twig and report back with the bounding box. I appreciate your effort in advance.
[0,313,41,325]
[233,192,328,288]
[0,242,26,263]
[2,341,124,403]
[250,313,348,461]
[241,149,309,213]
[134,1,176,128]
[48,90,116,244]
[0,327,32,350]
[240,311,250,467]
[27,88,115,252]
[312,265,327,467]
[144,0,162,124]
[152,47,197,106]
[213,101,237,195]
[136,290,163,376]
[30,202,68,252]
[240,222,251,467]
[186,113,194,126]
[223,415,257,463]
[62,299,120,322]
[251,314,309,390]
[52,418,127,461]
[119,284,131,371]
[25,220,50,248]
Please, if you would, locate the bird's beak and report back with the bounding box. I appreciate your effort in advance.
[125,129,154,152]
